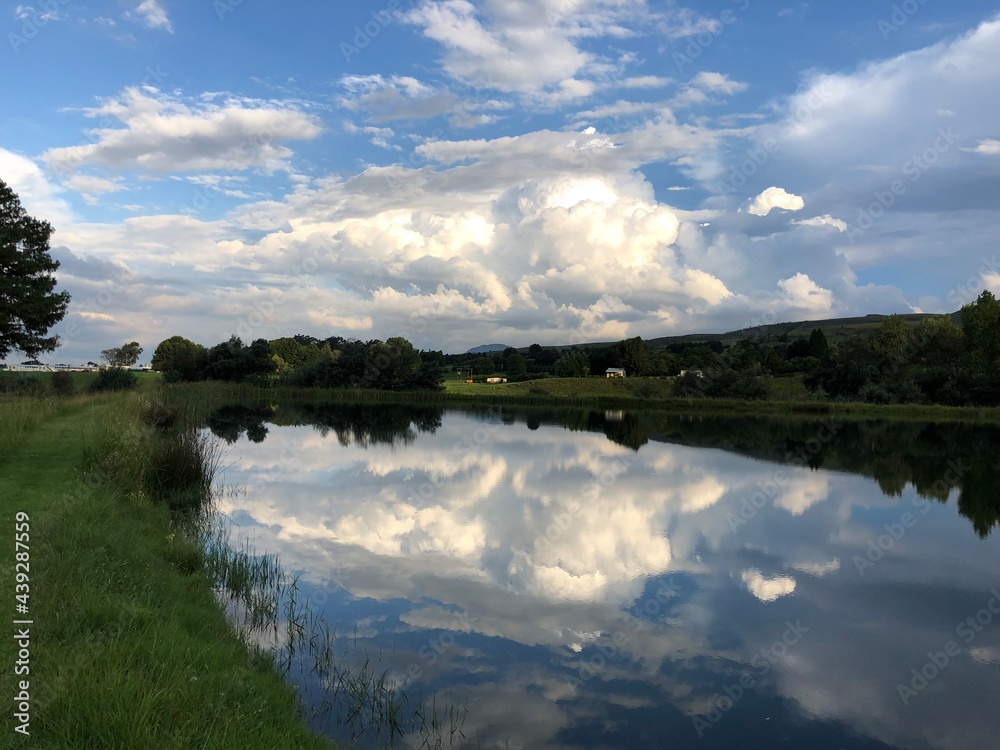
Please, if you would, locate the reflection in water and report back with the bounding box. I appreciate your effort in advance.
[206,403,1000,749]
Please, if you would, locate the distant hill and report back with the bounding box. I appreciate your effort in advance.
[466,343,514,354]
[515,311,962,352]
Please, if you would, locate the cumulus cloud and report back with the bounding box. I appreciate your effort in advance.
[747,186,805,216]
[776,273,834,314]
[43,87,322,174]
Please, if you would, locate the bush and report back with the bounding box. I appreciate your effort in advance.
[1,374,46,396]
[858,382,894,405]
[89,367,138,393]
[51,371,75,396]
[673,369,770,400]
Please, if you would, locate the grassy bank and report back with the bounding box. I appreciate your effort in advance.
[153,378,1000,424]
[0,395,335,749]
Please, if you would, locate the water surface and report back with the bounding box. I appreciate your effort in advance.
[207,404,1000,749]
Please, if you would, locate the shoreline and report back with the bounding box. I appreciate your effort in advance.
[166,380,1000,424]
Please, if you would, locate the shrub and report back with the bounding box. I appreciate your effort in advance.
[2,374,46,396]
[89,367,138,393]
[51,371,75,396]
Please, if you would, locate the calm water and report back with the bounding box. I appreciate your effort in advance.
[206,404,1000,750]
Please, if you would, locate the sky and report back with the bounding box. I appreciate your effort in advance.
[3,0,1000,363]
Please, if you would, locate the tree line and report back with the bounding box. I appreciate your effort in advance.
[151,334,445,391]
[146,289,1000,405]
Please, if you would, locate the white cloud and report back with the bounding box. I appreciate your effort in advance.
[0,148,75,227]
[747,186,805,216]
[777,273,834,313]
[126,0,173,33]
[690,71,748,95]
[962,138,1000,155]
[793,214,848,232]
[62,175,127,206]
[770,17,1000,181]
[403,0,655,102]
[343,121,399,151]
[657,7,721,39]
[15,4,65,23]
[43,87,322,174]
[621,75,673,89]
[740,569,797,602]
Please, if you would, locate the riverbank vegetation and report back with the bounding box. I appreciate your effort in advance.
[132,289,1000,409]
[0,394,336,748]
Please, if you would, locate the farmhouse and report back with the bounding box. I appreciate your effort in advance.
[605,368,626,378]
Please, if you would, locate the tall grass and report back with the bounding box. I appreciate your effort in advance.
[0,394,87,457]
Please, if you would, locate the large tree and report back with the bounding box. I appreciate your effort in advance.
[151,335,208,381]
[0,179,71,359]
[101,341,143,368]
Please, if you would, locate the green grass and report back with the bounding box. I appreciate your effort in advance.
[0,396,335,749]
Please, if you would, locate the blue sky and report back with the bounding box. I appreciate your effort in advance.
[3,0,1000,362]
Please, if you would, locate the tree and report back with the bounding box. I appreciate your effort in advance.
[471,355,495,375]
[152,336,207,382]
[961,291,1000,372]
[101,341,143,368]
[873,314,912,365]
[554,350,590,378]
[502,347,528,378]
[808,328,829,359]
[205,336,277,383]
[611,337,653,376]
[0,179,71,359]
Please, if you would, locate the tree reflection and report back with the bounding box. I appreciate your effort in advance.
[205,402,443,449]
[204,401,1000,538]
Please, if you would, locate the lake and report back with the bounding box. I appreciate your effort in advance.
[204,403,1000,749]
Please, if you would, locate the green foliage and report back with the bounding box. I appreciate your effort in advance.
[205,336,277,384]
[282,338,443,391]
[51,370,75,396]
[1,373,46,395]
[152,335,208,382]
[89,367,138,392]
[673,369,770,400]
[961,290,1000,373]
[808,328,829,358]
[470,355,496,375]
[651,351,681,376]
[554,349,590,378]
[268,337,327,368]
[502,347,528,378]
[611,336,654,376]
[101,341,143,368]
[0,178,71,359]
